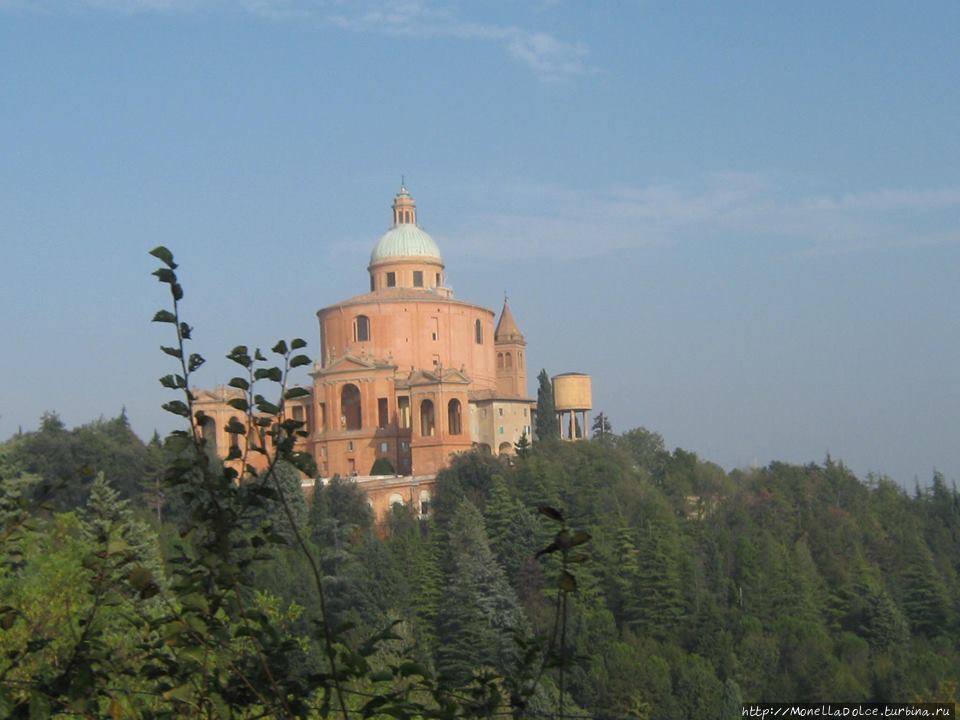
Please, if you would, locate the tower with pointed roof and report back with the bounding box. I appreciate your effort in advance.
[494,300,527,398]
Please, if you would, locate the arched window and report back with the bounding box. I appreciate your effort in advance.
[499,441,513,456]
[505,352,513,368]
[354,315,370,342]
[420,399,435,437]
[201,416,218,453]
[341,384,362,430]
[475,319,483,344]
[518,351,523,368]
[419,490,431,516]
[497,352,504,369]
[388,493,404,508]
[228,416,241,451]
[448,398,462,435]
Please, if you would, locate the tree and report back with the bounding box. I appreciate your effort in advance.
[266,461,309,542]
[535,369,558,442]
[591,412,612,442]
[484,475,541,584]
[514,430,531,458]
[436,500,526,684]
[370,456,395,475]
[617,427,668,478]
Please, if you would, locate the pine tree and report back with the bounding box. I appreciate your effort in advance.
[859,584,909,651]
[610,527,643,627]
[514,431,531,458]
[632,521,684,638]
[267,461,308,542]
[591,412,612,442]
[898,534,950,637]
[484,476,542,583]
[435,500,526,684]
[83,472,165,596]
[535,369,558,442]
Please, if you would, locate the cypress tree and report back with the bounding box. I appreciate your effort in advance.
[535,369,558,442]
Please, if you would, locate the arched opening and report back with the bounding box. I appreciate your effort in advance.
[505,352,513,368]
[447,399,462,435]
[201,416,218,454]
[420,399,435,437]
[228,416,241,452]
[497,352,504,369]
[354,315,370,342]
[419,490,431,516]
[341,384,362,430]
[498,441,513,456]
[388,493,404,508]
[475,319,483,344]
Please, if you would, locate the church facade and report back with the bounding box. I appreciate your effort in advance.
[195,185,535,518]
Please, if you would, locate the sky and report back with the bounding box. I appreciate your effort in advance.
[1,0,958,488]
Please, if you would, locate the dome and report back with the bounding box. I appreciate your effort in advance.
[369,224,443,266]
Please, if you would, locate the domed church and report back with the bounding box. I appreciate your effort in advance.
[195,185,536,518]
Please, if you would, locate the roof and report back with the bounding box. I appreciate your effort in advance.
[317,287,495,315]
[494,300,524,343]
[369,224,442,266]
[468,388,536,404]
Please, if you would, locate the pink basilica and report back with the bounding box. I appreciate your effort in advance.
[195,185,535,518]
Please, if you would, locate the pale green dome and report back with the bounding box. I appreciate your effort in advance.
[369,223,442,266]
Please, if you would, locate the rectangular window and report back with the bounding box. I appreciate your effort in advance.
[398,396,410,429]
[378,397,389,428]
[379,442,389,452]
[435,272,441,286]
[347,440,354,452]
[498,408,503,416]
[318,402,326,431]
[413,270,424,287]
[431,317,439,341]
[386,271,396,287]
[292,405,309,433]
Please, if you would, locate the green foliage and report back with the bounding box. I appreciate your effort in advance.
[534,369,558,442]
[2,410,161,510]
[591,412,612,441]
[436,500,526,684]
[370,456,396,475]
[513,430,531,458]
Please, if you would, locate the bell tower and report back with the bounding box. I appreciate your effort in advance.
[494,299,527,398]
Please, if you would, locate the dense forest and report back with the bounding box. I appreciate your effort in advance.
[0,250,957,718]
[1,408,958,718]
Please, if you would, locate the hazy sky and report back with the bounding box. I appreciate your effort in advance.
[2,1,958,487]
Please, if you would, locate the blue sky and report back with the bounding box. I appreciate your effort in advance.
[1,1,958,487]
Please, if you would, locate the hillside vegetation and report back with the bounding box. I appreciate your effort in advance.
[1,412,957,718]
